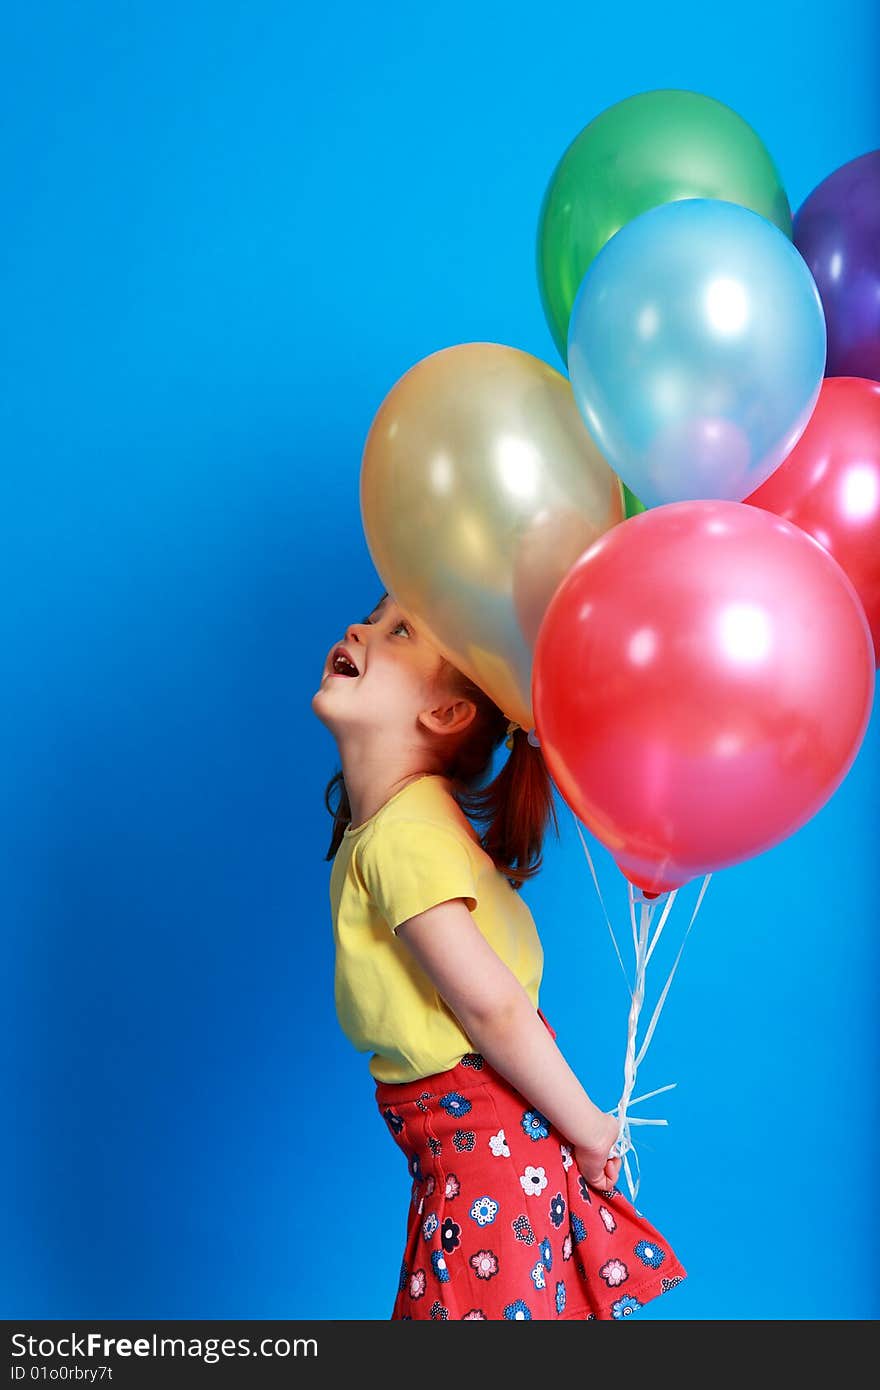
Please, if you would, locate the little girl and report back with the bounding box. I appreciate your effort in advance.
[312,590,686,1320]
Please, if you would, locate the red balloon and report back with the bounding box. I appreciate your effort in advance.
[532,500,874,894]
[745,377,880,665]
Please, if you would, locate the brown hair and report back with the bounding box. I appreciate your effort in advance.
[323,628,559,890]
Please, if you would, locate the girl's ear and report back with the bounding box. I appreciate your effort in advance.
[419,698,477,739]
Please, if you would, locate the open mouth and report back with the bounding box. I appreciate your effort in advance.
[330,648,359,677]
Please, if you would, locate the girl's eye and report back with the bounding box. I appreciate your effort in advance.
[361,615,410,635]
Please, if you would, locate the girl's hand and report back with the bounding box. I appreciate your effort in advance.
[574,1111,622,1190]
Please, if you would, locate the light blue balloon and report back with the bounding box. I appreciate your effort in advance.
[567,199,827,508]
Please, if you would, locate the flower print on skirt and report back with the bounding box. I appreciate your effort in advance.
[375,1036,687,1321]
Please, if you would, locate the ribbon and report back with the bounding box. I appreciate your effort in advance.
[570,815,632,998]
[570,808,711,1203]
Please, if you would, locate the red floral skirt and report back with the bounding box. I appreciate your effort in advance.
[375,1030,687,1321]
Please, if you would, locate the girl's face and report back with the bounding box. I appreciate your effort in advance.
[312,594,454,744]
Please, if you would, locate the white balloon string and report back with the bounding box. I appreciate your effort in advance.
[621,1147,638,1202]
[571,812,632,997]
[635,874,712,1069]
[613,898,652,1200]
[645,887,678,968]
[614,872,711,1200]
[628,880,640,960]
[570,812,711,1205]
[618,1082,677,1109]
[614,884,711,1200]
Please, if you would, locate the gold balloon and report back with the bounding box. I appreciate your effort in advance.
[360,342,624,729]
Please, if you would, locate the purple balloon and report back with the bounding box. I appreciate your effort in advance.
[794,150,880,381]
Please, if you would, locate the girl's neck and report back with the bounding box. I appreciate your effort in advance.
[342,757,444,832]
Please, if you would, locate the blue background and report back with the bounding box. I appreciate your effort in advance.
[2,1,878,1322]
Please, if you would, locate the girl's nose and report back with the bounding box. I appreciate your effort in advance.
[346,620,366,646]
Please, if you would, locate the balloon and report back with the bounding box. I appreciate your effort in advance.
[532,500,874,894]
[537,89,792,363]
[567,199,827,508]
[746,377,880,664]
[622,483,647,519]
[794,150,880,381]
[359,343,624,730]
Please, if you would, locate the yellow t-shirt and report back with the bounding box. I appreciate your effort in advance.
[329,773,544,1084]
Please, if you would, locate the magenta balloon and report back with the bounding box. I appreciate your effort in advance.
[532,500,875,894]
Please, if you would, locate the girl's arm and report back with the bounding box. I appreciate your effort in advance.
[396,897,621,1188]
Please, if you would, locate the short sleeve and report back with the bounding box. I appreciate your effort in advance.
[357,819,479,933]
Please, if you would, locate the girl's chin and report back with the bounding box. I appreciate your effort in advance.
[310,687,337,722]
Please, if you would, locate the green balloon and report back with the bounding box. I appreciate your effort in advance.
[621,481,646,519]
[537,89,793,364]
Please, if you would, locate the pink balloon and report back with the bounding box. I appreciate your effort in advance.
[746,377,880,665]
[532,500,875,894]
